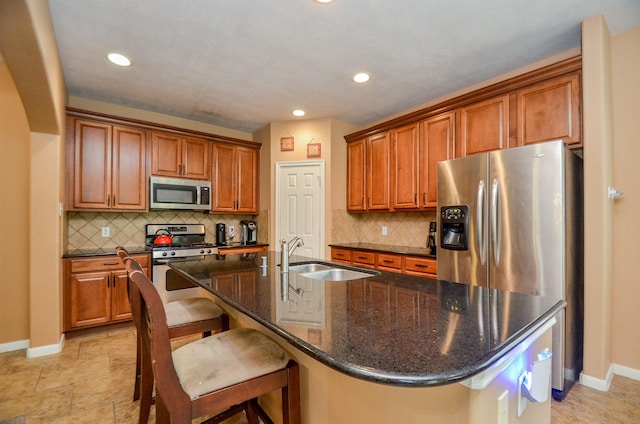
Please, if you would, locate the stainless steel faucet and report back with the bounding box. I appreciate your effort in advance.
[280,236,304,273]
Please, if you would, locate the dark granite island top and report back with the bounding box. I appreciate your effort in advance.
[168,251,564,388]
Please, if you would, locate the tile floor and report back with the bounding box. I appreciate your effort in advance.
[0,325,638,423]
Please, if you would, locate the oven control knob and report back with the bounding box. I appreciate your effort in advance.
[200,249,205,254]
[170,251,176,256]
[207,249,212,254]
[162,252,168,257]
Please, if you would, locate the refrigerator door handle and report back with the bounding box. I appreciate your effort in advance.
[491,178,501,265]
[477,180,486,264]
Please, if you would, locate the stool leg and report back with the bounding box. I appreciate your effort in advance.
[138,344,154,424]
[133,333,142,401]
[282,360,301,424]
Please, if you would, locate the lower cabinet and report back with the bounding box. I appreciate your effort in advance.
[217,245,268,255]
[63,254,150,331]
[210,270,257,304]
[331,247,437,278]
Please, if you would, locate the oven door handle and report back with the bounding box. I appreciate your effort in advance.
[154,256,205,265]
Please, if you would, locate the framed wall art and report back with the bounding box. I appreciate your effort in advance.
[280,136,294,151]
[307,141,321,158]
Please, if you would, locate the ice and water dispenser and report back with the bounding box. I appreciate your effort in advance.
[440,205,469,251]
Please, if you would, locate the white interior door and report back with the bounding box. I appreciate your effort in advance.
[276,161,325,259]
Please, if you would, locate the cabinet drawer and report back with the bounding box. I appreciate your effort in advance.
[69,254,149,273]
[218,245,268,255]
[351,250,376,268]
[403,256,437,277]
[376,253,402,272]
[331,248,352,263]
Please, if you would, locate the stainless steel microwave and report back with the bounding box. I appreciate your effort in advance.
[149,176,211,210]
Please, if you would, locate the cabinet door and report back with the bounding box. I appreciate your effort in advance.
[516,73,581,147]
[366,133,390,210]
[72,119,112,209]
[347,139,366,211]
[391,123,419,210]
[151,131,182,177]
[112,125,147,210]
[211,143,237,212]
[419,111,455,208]
[236,147,258,213]
[111,270,132,321]
[236,270,258,303]
[69,271,110,328]
[458,95,510,157]
[182,136,210,180]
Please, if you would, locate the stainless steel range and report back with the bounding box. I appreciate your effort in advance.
[145,223,216,302]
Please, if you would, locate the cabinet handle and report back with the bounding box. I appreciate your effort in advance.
[423,193,426,204]
[107,275,110,288]
[112,195,116,206]
[414,193,417,204]
[107,195,110,206]
[414,263,429,268]
[103,262,119,266]
[382,259,393,263]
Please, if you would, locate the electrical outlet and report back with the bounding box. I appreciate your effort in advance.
[382,225,388,235]
[101,226,110,237]
[228,225,235,238]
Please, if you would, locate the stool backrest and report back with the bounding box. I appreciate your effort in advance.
[127,262,191,409]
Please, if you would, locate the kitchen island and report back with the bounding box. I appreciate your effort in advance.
[169,251,564,424]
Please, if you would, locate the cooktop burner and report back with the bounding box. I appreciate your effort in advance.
[144,224,215,256]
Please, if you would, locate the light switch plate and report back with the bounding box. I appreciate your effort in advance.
[101,227,110,237]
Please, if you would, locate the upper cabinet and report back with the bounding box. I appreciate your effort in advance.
[515,73,581,147]
[151,131,210,180]
[345,56,582,212]
[211,143,259,214]
[67,117,147,211]
[457,95,510,157]
[347,133,391,212]
[419,111,455,208]
[391,123,419,210]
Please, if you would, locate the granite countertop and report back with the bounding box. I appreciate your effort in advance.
[329,242,436,258]
[63,246,149,258]
[169,251,564,387]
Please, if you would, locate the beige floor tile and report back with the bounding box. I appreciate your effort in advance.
[0,384,73,422]
[70,367,131,413]
[36,354,111,392]
[0,367,41,401]
[45,402,115,424]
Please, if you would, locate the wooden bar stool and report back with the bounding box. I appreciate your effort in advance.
[126,257,301,424]
[116,247,229,424]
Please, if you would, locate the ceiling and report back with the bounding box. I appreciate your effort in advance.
[48,0,640,134]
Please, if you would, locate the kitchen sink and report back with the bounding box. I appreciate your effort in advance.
[286,261,379,281]
[300,268,376,281]
[288,263,333,273]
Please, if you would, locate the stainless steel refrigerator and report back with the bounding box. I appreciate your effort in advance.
[437,140,583,400]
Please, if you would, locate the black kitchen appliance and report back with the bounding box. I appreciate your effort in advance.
[215,223,226,246]
[427,221,437,255]
[240,220,257,245]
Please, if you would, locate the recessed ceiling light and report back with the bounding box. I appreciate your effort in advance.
[107,53,131,67]
[353,72,370,83]
[292,109,305,117]
[314,0,334,3]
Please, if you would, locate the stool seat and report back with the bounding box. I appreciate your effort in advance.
[166,297,225,327]
[173,328,289,399]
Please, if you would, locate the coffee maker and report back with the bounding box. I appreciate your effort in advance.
[240,220,257,245]
[215,223,226,246]
[427,221,437,256]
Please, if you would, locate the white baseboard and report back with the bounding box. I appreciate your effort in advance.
[580,363,640,392]
[26,333,65,358]
[612,364,640,381]
[0,339,29,353]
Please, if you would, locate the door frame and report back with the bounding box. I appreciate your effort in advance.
[275,160,325,259]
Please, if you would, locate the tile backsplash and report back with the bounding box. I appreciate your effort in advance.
[332,209,436,248]
[66,211,265,251]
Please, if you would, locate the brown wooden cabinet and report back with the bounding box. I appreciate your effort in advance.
[419,111,455,208]
[210,270,257,304]
[376,252,402,272]
[63,254,150,331]
[211,143,259,214]
[346,133,390,212]
[151,131,210,180]
[515,73,581,147]
[331,248,352,264]
[367,133,391,210]
[217,245,268,255]
[67,118,147,211]
[390,123,419,210]
[457,95,510,157]
[347,139,366,211]
[403,256,437,278]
